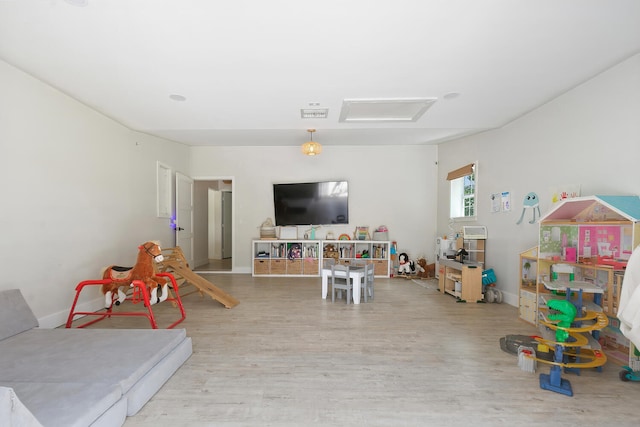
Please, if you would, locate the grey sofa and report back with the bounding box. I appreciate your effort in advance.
[0,289,192,427]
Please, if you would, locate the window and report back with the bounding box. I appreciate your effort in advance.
[156,161,172,218]
[448,162,476,220]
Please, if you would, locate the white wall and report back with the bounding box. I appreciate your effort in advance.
[436,53,640,306]
[189,145,439,272]
[0,59,190,327]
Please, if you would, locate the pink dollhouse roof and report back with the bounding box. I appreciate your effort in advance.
[539,195,640,223]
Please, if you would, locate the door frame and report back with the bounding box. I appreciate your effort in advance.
[194,176,235,272]
[221,190,232,259]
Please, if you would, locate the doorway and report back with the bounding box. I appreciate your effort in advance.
[192,179,233,272]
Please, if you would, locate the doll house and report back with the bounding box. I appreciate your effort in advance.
[535,195,640,366]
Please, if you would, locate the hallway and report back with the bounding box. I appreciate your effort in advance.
[193,258,232,272]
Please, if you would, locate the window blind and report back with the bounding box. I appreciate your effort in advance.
[446,163,474,181]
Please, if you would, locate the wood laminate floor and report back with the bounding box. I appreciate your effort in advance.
[90,275,638,426]
[194,258,232,272]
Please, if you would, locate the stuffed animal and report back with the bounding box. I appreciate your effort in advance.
[288,243,302,260]
[101,241,169,308]
[397,252,415,275]
[323,244,339,261]
[415,258,436,278]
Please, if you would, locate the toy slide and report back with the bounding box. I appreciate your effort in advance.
[539,310,608,334]
[533,332,589,348]
[526,346,607,369]
[159,247,239,309]
[537,310,608,354]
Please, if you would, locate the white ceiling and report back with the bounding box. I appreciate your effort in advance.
[2,0,640,147]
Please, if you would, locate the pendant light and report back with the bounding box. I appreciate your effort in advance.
[301,129,322,156]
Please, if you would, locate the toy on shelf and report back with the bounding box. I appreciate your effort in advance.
[101,241,169,308]
[288,243,302,260]
[354,226,370,241]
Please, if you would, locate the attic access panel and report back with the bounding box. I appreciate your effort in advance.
[339,98,436,122]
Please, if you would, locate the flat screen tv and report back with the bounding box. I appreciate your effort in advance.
[273,181,349,226]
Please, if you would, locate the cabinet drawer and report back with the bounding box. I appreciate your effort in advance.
[520,289,536,301]
[373,260,387,276]
[519,295,537,323]
[286,259,303,275]
[303,259,319,275]
[519,304,537,323]
[254,259,269,275]
[270,259,286,274]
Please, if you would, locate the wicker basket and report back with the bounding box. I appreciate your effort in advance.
[260,226,276,239]
[260,218,277,239]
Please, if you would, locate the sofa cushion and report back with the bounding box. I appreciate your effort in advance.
[0,328,187,394]
[0,289,39,340]
[6,382,124,427]
[124,336,192,416]
[0,386,43,427]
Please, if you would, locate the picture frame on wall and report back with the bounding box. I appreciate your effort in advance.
[156,161,172,218]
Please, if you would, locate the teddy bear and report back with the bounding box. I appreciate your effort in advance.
[323,244,339,261]
[415,258,436,279]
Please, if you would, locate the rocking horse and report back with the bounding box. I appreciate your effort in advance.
[66,241,186,329]
[101,241,169,308]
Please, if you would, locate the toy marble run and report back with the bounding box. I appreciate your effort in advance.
[525,294,608,396]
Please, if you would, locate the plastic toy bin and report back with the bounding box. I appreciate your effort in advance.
[482,269,496,285]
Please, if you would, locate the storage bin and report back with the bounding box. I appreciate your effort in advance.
[373,231,389,241]
[260,226,276,239]
[482,268,496,285]
[278,226,297,239]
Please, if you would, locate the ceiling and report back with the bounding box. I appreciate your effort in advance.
[2,0,640,148]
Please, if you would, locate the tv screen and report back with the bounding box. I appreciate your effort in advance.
[273,181,349,226]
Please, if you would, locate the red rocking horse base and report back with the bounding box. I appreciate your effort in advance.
[65,272,186,329]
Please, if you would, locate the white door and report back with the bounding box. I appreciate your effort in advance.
[175,172,194,267]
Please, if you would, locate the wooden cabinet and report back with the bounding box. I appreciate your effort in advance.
[252,240,321,277]
[438,259,483,303]
[252,239,390,277]
[518,246,538,324]
[323,240,391,277]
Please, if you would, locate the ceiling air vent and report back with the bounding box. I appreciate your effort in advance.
[301,108,329,119]
[339,98,437,122]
